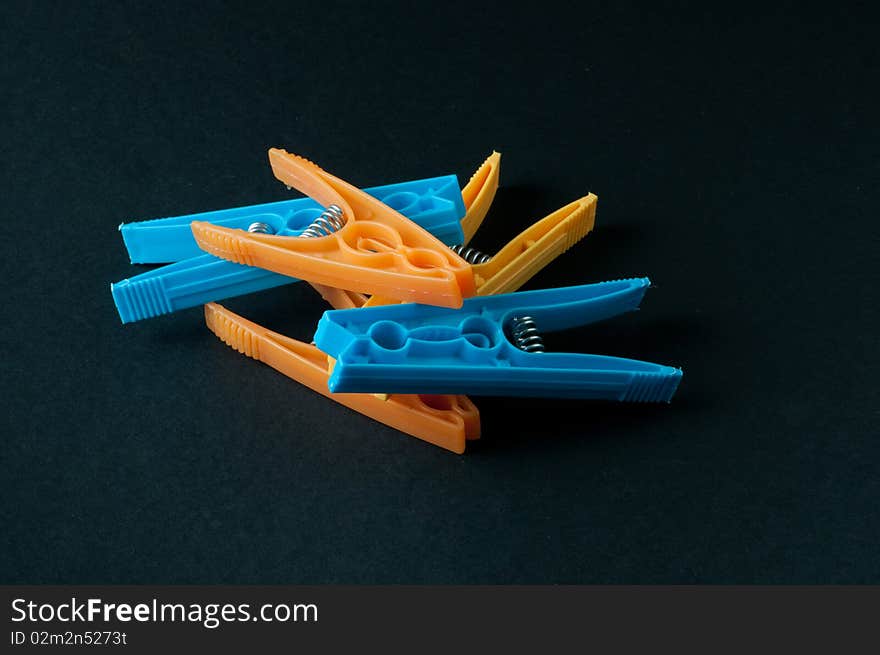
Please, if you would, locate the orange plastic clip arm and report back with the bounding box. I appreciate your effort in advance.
[192,150,476,308]
[204,303,480,453]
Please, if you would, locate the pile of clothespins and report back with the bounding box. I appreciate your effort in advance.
[111,149,682,453]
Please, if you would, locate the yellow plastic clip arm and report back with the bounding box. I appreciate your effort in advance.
[472,194,597,296]
[362,193,597,308]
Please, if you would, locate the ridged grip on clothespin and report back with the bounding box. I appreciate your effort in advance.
[472,194,596,296]
[459,151,501,245]
[361,193,597,309]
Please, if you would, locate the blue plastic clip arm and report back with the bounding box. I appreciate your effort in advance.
[314,278,683,401]
[111,175,466,323]
[119,174,466,263]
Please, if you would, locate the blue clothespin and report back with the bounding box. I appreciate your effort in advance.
[111,175,466,323]
[314,278,683,401]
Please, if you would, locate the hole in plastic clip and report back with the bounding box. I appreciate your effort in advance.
[382,192,419,212]
[460,316,499,349]
[369,320,408,351]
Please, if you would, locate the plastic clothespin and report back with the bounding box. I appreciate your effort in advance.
[191,149,476,308]
[310,151,502,310]
[314,279,683,401]
[111,173,468,323]
[118,175,468,264]
[204,302,480,453]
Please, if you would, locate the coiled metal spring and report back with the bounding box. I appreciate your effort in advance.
[449,244,492,264]
[300,204,346,238]
[507,315,545,353]
[247,221,274,234]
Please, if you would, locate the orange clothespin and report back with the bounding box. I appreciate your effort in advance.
[205,303,479,453]
[310,151,502,310]
[192,150,476,308]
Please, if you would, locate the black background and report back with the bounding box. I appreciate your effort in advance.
[2,1,877,583]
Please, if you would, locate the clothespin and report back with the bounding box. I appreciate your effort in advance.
[204,302,480,454]
[314,279,683,401]
[111,171,471,323]
[310,151,502,310]
[191,149,477,308]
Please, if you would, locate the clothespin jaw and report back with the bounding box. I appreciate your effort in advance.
[314,279,683,401]
[204,303,480,453]
[191,150,477,308]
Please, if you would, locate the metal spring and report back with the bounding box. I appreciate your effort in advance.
[300,204,346,238]
[508,315,545,353]
[247,221,275,234]
[449,244,492,264]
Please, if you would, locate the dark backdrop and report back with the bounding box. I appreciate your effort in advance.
[2,1,877,583]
